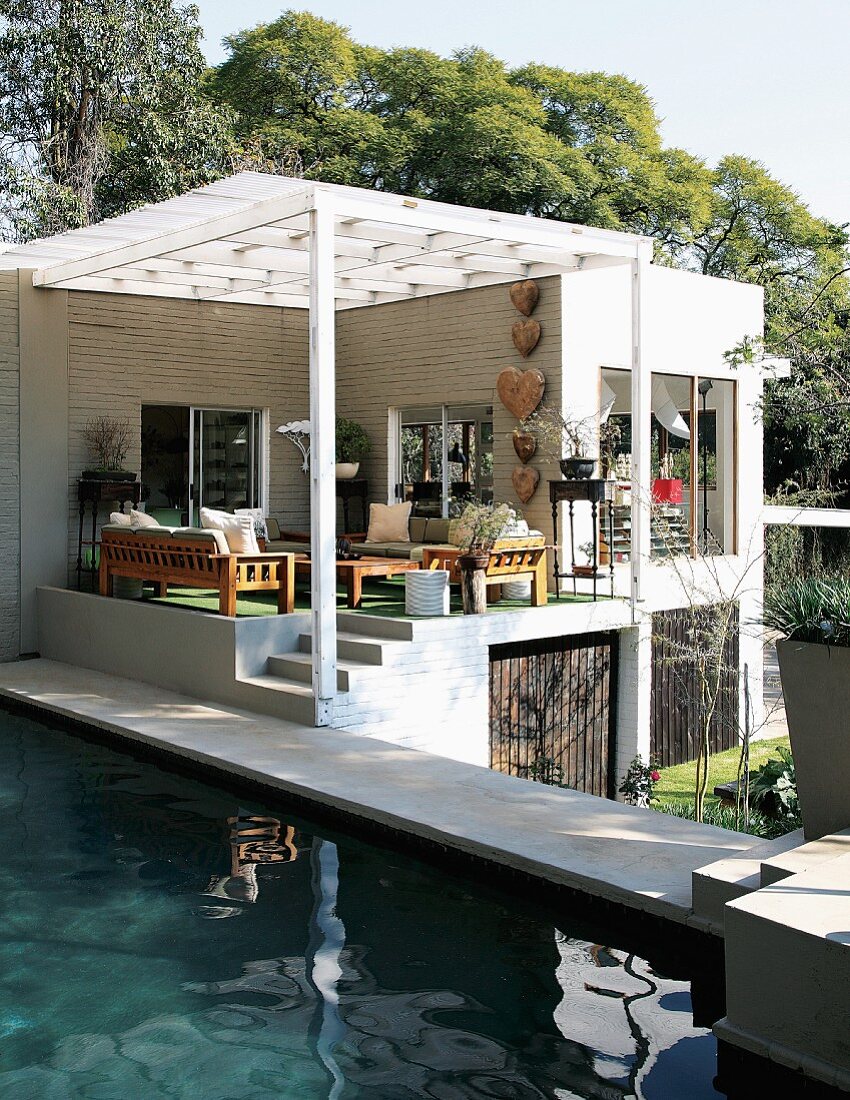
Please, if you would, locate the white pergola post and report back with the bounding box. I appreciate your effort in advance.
[630,255,651,608]
[309,194,338,724]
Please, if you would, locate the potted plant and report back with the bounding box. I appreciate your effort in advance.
[522,406,597,479]
[452,500,514,614]
[764,575,850,839]
[81,415,136,482]
[336,417,370,479]
[574,540,596,577]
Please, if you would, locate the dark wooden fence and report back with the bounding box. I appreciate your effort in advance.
[488,632,618,798]
[650,605,740,767]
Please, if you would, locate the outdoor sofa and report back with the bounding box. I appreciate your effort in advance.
[98,524,295,616]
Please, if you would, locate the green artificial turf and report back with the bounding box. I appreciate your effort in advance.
[143,577,593,619]
[653,735,792,810]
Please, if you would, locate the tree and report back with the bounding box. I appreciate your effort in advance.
[0,0,234,241]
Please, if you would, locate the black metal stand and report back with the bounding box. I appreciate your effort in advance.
[549,479,615,601]
[77,478,141,590]
[336,478,368,533]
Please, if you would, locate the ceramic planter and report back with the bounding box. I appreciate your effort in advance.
[652,477,683,504]
[776,639,850,839]
[559,457,596,480]
[335,462,360,480]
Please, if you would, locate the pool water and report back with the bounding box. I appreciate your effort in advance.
[0,707,724,1099]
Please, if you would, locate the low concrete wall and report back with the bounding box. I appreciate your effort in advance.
[37,586,309,713]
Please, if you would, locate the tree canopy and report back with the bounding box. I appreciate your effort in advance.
[0,0,234,240]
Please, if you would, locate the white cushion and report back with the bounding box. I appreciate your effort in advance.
[109,511,132,526]
[235,507,267,540]
[130,509,159,529]
[199,506,260,554]
[366,501,411,544]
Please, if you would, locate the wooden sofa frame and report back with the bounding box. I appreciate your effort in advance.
[422,537,548,607]
[99,530,295,617]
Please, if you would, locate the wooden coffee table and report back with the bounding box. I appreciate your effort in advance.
[293,555,421,609]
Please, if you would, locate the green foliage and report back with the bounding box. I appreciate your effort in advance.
[763,575,850,647]
[452,500,514,552]
[656,799,797,840]
[335,417,370,463]
[528,755,571,788]
[749,747,801,824]
[0,0,234,240]
[618,754,661,806]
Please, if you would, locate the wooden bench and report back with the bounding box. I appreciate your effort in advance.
[99,529,295,617]
[421,537,549,607]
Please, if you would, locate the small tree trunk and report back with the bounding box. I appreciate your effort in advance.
[460,565,487,614]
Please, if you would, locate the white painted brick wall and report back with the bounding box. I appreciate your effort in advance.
[0,273,20,659]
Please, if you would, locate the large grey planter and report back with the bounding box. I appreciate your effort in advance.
[777,639,850,839]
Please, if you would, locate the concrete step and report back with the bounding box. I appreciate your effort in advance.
[336,611,415,641]
[267,651,371,691]
[298,630,405,666]
[760,827,850,887]
[237,674,316,725]
[691,829,804,932]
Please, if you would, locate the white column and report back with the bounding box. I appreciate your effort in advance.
[630,255,651,609]
[309,195,337,725]
[615,620,653,796]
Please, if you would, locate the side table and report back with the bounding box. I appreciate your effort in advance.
[337,478,368,532]
[549,479,615,601]
[77,478,141,590]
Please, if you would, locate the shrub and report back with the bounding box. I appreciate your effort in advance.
[655,800,797,839]
[619,755,661,806]
[749,747,801,824]
[335,417,371,463]
[763,575,850,648]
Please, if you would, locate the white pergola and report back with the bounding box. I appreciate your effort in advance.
[4,172,655,724]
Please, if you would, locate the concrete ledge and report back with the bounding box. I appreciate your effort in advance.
[760,828,850,886]
[691,830,804,933]
[0,658,762,933]
[722,853,850,1088]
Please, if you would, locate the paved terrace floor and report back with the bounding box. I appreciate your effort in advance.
[0,659,758,930]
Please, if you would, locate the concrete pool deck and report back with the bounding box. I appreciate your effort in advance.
[0,658,760,932]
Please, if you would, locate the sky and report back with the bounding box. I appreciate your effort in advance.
[195,0,850,226]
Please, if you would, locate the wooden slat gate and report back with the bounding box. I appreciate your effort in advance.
[650,605,740,767]
[489,632,618,798]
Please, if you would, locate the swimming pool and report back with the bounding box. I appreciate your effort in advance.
[0,706,724,1098]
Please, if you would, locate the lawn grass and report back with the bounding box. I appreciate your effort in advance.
[143,577,592,618]
[654,735,792,810]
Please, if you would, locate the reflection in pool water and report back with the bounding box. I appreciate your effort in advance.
[0,708,723,1098]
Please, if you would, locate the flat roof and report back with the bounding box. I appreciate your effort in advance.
[0,172,652,311]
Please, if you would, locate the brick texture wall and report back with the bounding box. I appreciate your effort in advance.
[66,291,310,568]
[0,273,20,659]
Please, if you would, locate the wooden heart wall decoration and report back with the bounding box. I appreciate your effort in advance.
[512,429,537,464]
[511,319,541,359]
[509,279,539,317]
[496,366,545,420]
[512,465,540,504]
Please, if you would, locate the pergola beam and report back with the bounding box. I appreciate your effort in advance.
[33,187,314,287]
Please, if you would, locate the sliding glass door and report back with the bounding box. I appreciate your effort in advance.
[140,405,264,526]
[189,408,263,524]
[397,404,493,517]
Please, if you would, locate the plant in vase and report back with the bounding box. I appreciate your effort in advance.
[574,540,597,577]
[452,500,515,614]
[82,415,136,481]
[522,406,597,479]
[335,417,370,479]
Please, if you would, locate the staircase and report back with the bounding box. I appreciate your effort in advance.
[237,612,416,726]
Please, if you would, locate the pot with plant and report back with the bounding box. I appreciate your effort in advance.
[522,406,597,479]
[764,575,850,838]
[573,541,596,577]
[336,417,370,479]
[82,415,136,482]
[452,500,514,614]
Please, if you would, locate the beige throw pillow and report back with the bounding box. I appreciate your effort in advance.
[130,509,159,528]
[199,506,260,554]
[109,511,132,526]
[366,501,412,544]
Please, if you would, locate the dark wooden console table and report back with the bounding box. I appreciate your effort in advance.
[77,477,141,589]
[337,478,368,533]
[549,478,615,601]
